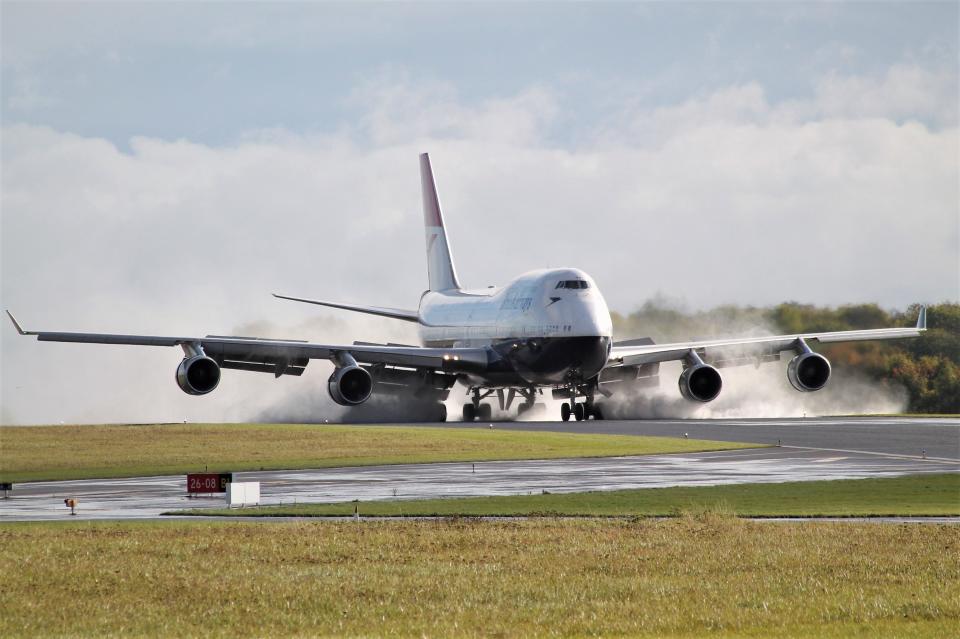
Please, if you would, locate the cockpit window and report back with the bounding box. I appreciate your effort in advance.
[555,280,589,289]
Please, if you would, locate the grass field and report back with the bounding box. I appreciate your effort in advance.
[181,473,960,518]
[1,517,957,638]
[0,423,754,482]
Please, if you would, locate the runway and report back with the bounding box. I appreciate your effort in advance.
[2,417,956,521]
[440,415,960,459]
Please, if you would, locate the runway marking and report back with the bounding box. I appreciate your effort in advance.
[809,457,848,463]
[783,445,960,465]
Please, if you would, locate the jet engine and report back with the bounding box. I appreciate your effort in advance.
[176,355,221,395]
[679,362,723,402]
[328,353,373,406]
[787,352,831,392]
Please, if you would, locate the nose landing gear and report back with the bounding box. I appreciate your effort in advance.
[462,402,493,421]
[559,381,604,421]
[560,401,593,421]
[462,387,494,422]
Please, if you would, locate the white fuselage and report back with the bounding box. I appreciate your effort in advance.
[417,268,613,348]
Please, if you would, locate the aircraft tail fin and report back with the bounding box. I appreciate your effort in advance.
[420,153,461,291]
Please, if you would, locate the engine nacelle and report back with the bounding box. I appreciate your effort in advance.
[328,364,373,406]
[787,352,831,392]
[176,356,221,395]
[679,364,723,402]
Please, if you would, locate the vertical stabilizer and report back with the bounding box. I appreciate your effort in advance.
[420,153,462,291]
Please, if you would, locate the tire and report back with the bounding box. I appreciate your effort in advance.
[478,403,492,421]
[436,403,447,422]
[560,402,571,422]
[574,403,585,421]
[462,403,476,422]
[591,404,604,420]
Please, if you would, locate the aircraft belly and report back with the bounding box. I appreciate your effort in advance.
[421,335,610,386]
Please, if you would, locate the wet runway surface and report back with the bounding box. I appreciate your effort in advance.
[435,415,960,459]
[2,416,956,521]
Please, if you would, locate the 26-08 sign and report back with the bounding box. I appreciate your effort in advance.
[186,473,232,493]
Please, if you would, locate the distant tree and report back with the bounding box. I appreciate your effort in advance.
[837,304,891,329]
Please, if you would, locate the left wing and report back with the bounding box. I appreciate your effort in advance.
[608,306,926,368]
[5,310,487,375]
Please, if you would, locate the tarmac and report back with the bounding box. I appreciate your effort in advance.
[1,416,957,522]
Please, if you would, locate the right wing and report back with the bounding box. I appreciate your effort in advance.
[6,311,486,376]
[608,307,927,368]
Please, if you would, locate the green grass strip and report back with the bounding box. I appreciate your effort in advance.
[0,422,755,482]
[2,518,958,637]
[180,473,960,518]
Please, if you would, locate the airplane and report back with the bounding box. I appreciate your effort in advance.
[7,153,927,422]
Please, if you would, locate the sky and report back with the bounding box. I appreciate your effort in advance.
[1,1,958,424]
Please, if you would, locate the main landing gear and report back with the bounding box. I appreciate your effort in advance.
[462,386,544,421]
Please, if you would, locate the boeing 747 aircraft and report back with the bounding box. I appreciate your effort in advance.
[7,154,927,422]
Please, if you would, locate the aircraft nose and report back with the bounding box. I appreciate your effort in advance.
[576,292,612,338]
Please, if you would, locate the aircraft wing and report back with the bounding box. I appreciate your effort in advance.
[608,307,926,368]
[5,311,487,375]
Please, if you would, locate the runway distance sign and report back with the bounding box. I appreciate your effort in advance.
[187,473,233,493]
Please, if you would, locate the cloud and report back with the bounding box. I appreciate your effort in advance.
[346,73,559,146]
[1,66,957,424]
[5,75,59,112]
[606,64,957,146]
[807,64,958,126]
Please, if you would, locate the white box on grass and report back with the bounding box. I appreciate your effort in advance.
[226,481,260,507]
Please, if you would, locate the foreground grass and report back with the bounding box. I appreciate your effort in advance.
[1,518,957,638]
[183,473,960,518]
[0,423,754,482]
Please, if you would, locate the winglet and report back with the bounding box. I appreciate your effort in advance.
[5,310,35,336]
[917,305,927,330]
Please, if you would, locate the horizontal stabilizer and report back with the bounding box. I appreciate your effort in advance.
[613,337,656,347]
[273,293,420,323]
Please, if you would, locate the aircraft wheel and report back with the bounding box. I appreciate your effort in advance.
[591,404,604,420]
[436,403,447,422]
[560,402,571,422]
[462,403,476,422]
[478,403,493,421]
[574,403,585,421]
